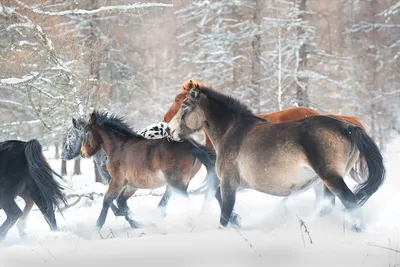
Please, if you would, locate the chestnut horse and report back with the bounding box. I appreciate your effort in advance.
[80,111,216,230]
[168,85,385,230]
[164,79,367,216]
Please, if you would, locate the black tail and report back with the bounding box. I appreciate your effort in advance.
[187,138,219,190]
[347,126,386,206]
[24,139,67,211]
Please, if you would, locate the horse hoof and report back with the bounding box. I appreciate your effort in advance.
[319,206,334,217]
[351,223,365,233]
[19,232,28,239]
[230,213,241,227]
[128,220,141,229]
[95,223,103,232]
[156,208,167,218]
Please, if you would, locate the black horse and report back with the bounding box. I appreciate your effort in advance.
[0,139,67,240]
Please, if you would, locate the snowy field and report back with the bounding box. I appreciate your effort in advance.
[1,137,400,267]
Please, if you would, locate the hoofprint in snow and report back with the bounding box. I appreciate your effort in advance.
[1,137,400,266]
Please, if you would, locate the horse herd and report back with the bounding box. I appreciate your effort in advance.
[0,79,385,240]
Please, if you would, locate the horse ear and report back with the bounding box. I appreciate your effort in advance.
[89,113,96,124]
[190,84,200,99]
[72,118,77,128]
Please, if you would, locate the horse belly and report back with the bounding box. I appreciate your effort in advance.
[239,152,318,196]
[128,170,166,189]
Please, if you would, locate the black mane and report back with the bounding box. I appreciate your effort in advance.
[198,85,266,120]
[92,110,145,140]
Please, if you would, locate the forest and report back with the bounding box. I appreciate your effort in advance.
[1,0,399,150]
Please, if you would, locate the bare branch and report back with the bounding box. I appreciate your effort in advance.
[14,1,173,16]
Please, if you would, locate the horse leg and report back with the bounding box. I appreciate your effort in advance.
[202,167,219,209]
[156,186,172,217]
[115,187,140,228]
[17,194,34,238]
[316,184,336,216]
[318,175,363,231]
[96,179,124,231]
[319,176,357,210]
[215,186,241,227]
[219,174,239,228]
[0,195,23,240]
[171,183,190,199]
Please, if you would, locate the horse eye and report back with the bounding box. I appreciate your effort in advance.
[175,99,179,103]
[182,104,188,110]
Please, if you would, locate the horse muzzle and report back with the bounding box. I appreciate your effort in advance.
[169,129,183,142]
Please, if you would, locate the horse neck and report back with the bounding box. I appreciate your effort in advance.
[202,99,236,150]
[94,127,124,158]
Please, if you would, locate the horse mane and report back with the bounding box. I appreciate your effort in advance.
[92,110,145,140]
[198,85,266,121]
[181,78,199,93]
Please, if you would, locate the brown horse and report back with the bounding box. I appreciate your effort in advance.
[164,79,367,216]
[168,85,385,230]
[80,111,215,230]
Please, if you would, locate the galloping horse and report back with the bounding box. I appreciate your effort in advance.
[164,79,367,216]
[62,117,217,223]
[0,139,66,240]
[80,111,216,230]
[168,85,385,229]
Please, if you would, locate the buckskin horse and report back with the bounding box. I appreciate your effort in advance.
[80,111,216,230]
[0,139,66,240]
[168,85,385,229]
[164,79,367,217]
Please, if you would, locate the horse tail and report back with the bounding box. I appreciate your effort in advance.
[187,138,218,190]
[346,125,385,206]
[24,139,67,211]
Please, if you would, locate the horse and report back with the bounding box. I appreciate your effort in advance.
[0,139,67,240]
[164,79,367,216]
[62,117,217,222]
[168,85,385,229]
[62,118,171,184]
[79,111,216,230]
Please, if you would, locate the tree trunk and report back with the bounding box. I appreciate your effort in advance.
[54,142,60,159]
[250,0,263,113]
[61,160,67,176]
[61,136,67,175]
[73,157,81,175]
[295,0,310,107]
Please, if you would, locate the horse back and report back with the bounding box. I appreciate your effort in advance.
[259,107,320,122]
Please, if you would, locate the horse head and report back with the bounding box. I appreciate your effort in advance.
[61,117,86,160]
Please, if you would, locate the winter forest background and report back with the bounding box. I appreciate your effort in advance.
[1,0,399,162]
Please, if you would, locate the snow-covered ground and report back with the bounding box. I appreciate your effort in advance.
[1,137,400,267]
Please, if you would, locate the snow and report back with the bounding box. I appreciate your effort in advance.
[0,72,39,85]
[1,136,400,266]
